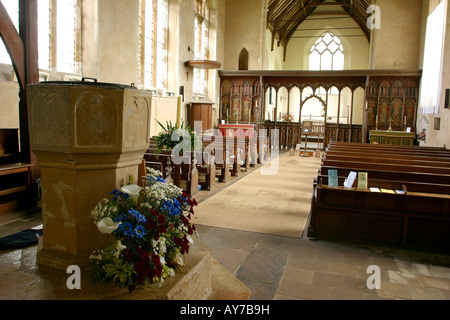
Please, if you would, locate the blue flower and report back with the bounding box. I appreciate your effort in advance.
[171,207,181,216]
[128,209,147,223]
[173,199,181,208]
[118,222,134,238]
[134,225,146,239]
[110,189,130,201]
[113,214,126,223]
[137,214,147,224]
[157,177,166,183]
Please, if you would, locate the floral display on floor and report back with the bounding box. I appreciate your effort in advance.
[89,168,198,293]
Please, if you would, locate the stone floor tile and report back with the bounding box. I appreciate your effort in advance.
[427,265,450,280]
[327,262,364,278]
[409,286,447,300]
[209,247,249,275]
[342,252,371,267]
[238,277,277,301]
[281,267,314,285]
[369,256,400,272]
[328,287,366,300]
[440,290,450,300]
[376,281,412,300]
[418,275,450,291]
[273,293,306,300]
[236,248,288,284]
[343,275,376,294]
[0,271,39,298]
[276,279,330,300]
[312,271,345,288]
[314,248,344,264]
[286,253,328,273]
[395,260,432,276]
[363,293,396,300]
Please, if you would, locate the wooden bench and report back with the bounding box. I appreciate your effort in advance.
[308,142,450,251]
[143,152,199,196]
[0,129,33,215]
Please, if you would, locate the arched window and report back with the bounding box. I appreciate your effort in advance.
[0,1,18,65]
[193,0,210,95]
[139,0,169,90]
[239,48,249,70]
[1,0,79,74]
[309,32,344,71]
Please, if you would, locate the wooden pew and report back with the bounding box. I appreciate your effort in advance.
[143,152,199,196]
[308,142,450,251]
[321,159,450,176]
[308,183,450,249]
[317,175,450,195]
[324,154,450,168]
[327,142,450,157]
[329,141,449,153]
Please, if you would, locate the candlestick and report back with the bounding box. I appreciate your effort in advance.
[176,96,182,129]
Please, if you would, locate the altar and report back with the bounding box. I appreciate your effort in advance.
[370,130,416,146]
[218,124,255,138]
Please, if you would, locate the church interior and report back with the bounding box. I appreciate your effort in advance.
[1,0,450,301]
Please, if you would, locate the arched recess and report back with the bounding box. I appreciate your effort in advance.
[289,86,301,123]
[238,48,249,71]
[264,86,276,121]
[278,86,288,121]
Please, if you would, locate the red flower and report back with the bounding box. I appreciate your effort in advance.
[147,220,156,231]
[158,225,166,234]
[158,215,166,225]
[122,249,134,262]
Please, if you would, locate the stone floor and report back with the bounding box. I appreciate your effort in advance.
[1,208,450,300]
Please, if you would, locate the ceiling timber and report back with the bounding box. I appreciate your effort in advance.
[267,0,372,48]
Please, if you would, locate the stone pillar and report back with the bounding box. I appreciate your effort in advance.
[27,82,151,270]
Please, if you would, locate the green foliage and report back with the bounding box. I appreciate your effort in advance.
[154,120,200,154]
[104,259,136,287]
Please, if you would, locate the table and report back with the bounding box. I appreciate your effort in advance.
[370,130,416,146]
[218,124,255,138]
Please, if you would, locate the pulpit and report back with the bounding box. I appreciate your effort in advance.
[191,102,213,133]
[370,130,416,146]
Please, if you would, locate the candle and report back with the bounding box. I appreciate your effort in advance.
[176,96,182,129]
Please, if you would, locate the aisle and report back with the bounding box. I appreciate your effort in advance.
[193,152,322,238]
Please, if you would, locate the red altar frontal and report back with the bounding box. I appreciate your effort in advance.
[218,124,255,138]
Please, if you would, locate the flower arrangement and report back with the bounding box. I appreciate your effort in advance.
[89,168,197,293]
[417,128,427,142]
[282,113,294,122]
[154,120,199,153]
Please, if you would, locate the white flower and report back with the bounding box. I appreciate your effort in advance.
[97,217,120,234]
[174,252,185,267]
[120,184,143,205]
